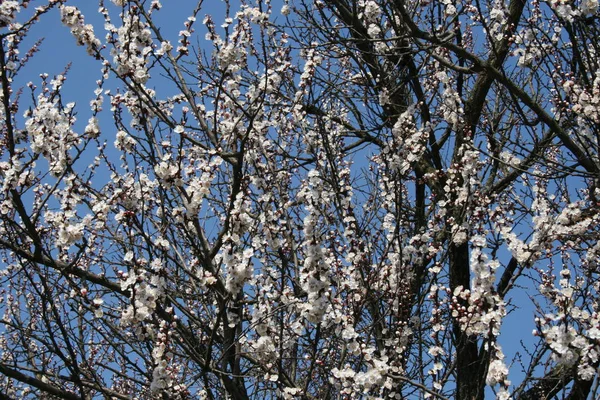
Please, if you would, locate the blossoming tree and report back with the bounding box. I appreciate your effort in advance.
[0,0,599,398]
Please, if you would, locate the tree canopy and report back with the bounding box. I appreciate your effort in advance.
[1,0,600,399]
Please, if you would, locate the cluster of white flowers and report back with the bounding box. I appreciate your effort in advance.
[294,46,322,106]
[43,209,91,249]
[584,239,600,271]
[56,217,89,248]
[486,344,511,400]
[280,3,291,16]
[179,149,221,217]
[460,234,506,336]
[359,0,382,22]
[114,130,136,152]
[436,70,463,129]
[120,258,165,327]
[222,245,253,296]
[499,150,522,168]
[109,87,157,129]
[0,156,33,192]
[563,75,600,123]
[383,106,429,175]
[535,266,600,381]
[442,0,457,16]
[237,6,270,26]
[216,39,246,72]
[519,181,592,262]
[486,358,509,386]
[84,116,100,138]
[337,163,362,292]
[330,356,392,397]
[216,34,246,73]
[495,181,596,285]
[562,73,600,157]
[60,6,101,56]
[218,192,254,295]
[487,1,507,41]
[252,335,277,362]
[112,173,157,216]
[183,174,212,216]
[0,1,19,27]
[512,25,547,67]
[279,387,301,399]
[548,0,588,21]
[531,182,554,238]
[298,169,331,323]
[450,285,505,338]
[110,10,153,83]
[150,320,174,393]
[249,282,277,352]
[367,22,381,39]
[205,5,269,75]
[493,205,533,264]
[257,69,283,96]
[25,92,80,176]
[154,155,181,187]
[37,175,93,250]
[357,0,385,47]
[442,147,482,245]
[580,0,600,16]
[90,82,105,113]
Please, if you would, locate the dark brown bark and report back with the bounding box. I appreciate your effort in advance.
[517,365,571,400]
[0,364,80,400]
[449,242,485,400]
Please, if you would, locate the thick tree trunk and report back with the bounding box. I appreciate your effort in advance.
[449,241,485,400]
